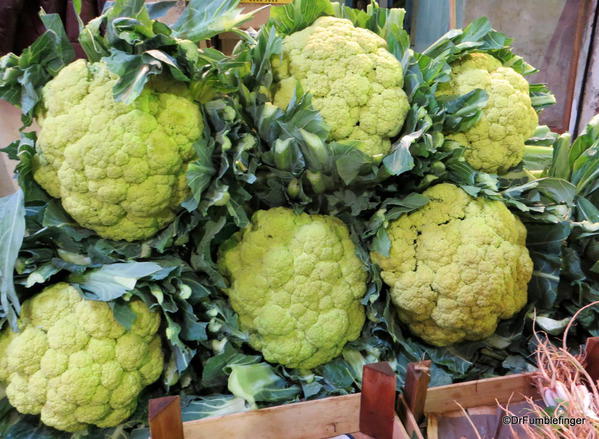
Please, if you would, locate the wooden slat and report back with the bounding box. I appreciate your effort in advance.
[427,414,439,439]
[401,361,431,423]
[448,0,457,29]
[353,416,412,439]
[397,396,426,439]
[584,336,599,382]
[149,396,184,439]
[575,0,599,131]
[182,394,361,439]
[360,362,397,439]
[424,373,537,414]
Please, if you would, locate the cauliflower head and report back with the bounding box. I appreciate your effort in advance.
[33,59,203,241]
[272,16,409,158]
[218,207,367,369]
[0,283,164,432]
[437,52,538,174]
[371,183,533,346]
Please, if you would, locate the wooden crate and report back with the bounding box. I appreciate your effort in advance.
[148,362,421,439]
[149,339,599,438]
[398,337,599,439]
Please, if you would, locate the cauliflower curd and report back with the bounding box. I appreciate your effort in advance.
[218,207,367,369]
[372,183,533,346]
[272,16,409,158]
[0,283,164,432]
[437,52,538,174]
[33,59,203,241]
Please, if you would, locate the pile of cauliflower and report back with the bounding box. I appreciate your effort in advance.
[0,0,554,433]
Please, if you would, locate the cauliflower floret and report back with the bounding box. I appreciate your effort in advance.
[32,59,203,241]
[272,16,409,158]
[0,283,164,432]
[218,207,367,369]
[371,183,533,346]
[437,52,538,174]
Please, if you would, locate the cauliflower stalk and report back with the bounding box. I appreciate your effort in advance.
[218,207,367,369]
[372,183,533,346]
[272,16,409,159]
[0,283,164,432]
[437,52,538,174]
[33,59,203,242]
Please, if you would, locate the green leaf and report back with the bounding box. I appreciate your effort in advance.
[0,190,25,330]
[533,315,570,336]
[185,138,217,210]
[440,89,488,133]
[383,134,417,176]
[202,343,261,388]
[181,395,247,421]
[70,262,165,301]
[173,0,256,42]
[526,222,571,308]
[111,300,138,330]
[269,0,335,35]
[227,363,300,408]
[103,50,162,104]
[146,1,177,19]
[4,416,63,439]
[0,12,74,120]
[78,16,109,62]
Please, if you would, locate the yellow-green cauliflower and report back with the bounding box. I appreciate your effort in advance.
[0,283,164,432]
[218,207,367,369]
[437,52,538,174]
[372,183,533,346]
[33,59,203,241]
[272,16,409,158]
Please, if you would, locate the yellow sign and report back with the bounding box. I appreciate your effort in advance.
[242,1,292,3]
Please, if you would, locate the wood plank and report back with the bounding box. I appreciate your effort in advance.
[397,396,426,439]
[424,373,537,414]
[570,0,598,132]
[352,416,412,439]
[401,361,431,423]
[360,362,397,439]
[149,396,184,439]
[427,414,439,439]
[182,394,361,439]
[584,337,599,382]
[392,416,412,439]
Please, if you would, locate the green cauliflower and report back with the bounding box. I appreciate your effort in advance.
[218,207,367,369]
[0,283,164,432]
[272,16,409,159]
[437,52,538,174]
[371,183,533,346]
[33,59,203,242]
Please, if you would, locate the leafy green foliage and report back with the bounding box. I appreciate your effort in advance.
[0,0,598,437]
[0,14,74,123]
[0,190,25,330]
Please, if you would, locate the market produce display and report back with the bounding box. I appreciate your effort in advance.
[0,0,597,437]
